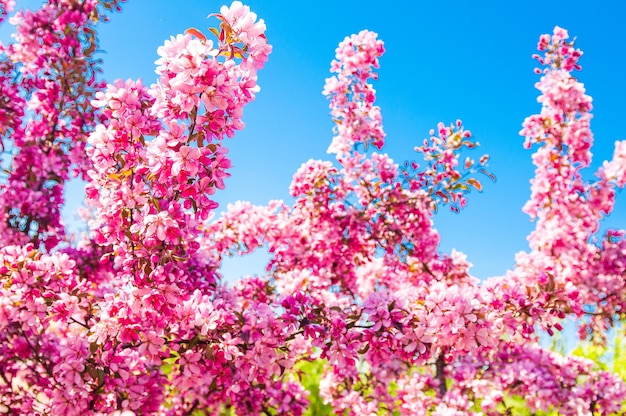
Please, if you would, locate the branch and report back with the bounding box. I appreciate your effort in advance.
[435,352,447,397]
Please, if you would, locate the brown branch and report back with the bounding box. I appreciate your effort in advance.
[435,352,447,397]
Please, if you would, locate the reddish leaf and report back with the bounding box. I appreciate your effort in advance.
[185,27,207,43]
[467,178,483,191]
[208,27,219,38]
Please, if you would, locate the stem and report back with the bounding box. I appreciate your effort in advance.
[435,352,447,397]
[185,399,200,416]
[70,317,90,329]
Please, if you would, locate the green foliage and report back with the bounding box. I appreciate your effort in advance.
[296,359,335,416]
[615,334,626,381]
[497,395,541,415]
[572,328,626,381]
[571,328,626,415]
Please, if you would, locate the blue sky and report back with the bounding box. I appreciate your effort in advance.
[3,1,626,281]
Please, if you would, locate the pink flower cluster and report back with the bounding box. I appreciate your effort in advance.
[0,57,23,141]
[0,0,14,23]
[85,0,272,288]
[404,119,493,212]
[323,30,386,158]
[0,0,107,251]
[206,24,626,415]
[450,344,626,415]
[512,26,626,343]
[0,3,625,414]
[0,243,100,414]
[535,26,583,73]
[604,139,626,186]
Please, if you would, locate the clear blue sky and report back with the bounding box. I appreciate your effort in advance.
[3,1,626,281]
